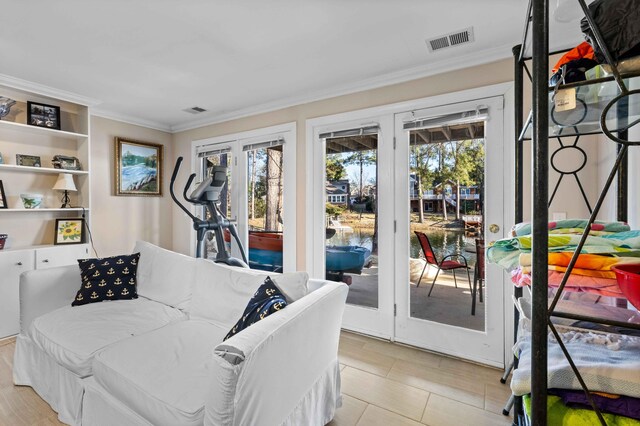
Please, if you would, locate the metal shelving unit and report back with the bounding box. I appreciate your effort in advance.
[513,0,640,424]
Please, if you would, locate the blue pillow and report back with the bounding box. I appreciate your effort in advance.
[224,276,287,341]
[72,253,140,306]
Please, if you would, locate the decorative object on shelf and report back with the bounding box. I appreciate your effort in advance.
[114,137,163,196]
[54,218,85,245]
[16,154,41,167]
[27,101,61,130]
[52,173,77,208]
[0,151,3,164]
[0,234,6,250]
[52,155,82,171]
[0,97,16,120]
[0,180,6,209]
[20,193,43,209]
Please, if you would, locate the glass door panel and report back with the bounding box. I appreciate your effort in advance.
[325,135,379,308]
[408,129,485,331]
[245,146,285,272]
[201,151,233,261]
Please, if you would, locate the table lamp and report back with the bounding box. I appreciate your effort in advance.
[52,173,77,208]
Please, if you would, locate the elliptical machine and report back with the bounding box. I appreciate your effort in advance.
[170,156,249,268]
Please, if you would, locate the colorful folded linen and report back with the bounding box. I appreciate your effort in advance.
[549,388,640,420]
[513,220,630,237]
[511,269,622,297]
[512,329,640,398]
[523,395,640,426]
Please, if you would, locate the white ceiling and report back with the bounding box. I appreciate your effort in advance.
[0,1,584,132]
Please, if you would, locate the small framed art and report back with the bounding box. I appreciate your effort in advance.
[27,101,61,130]
[16,154,42,167]
[114,137,163,196]
[0,180,7,209]
[54,218,85,245]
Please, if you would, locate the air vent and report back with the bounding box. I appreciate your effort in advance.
[426,27,475,52]
[182,106,207,114]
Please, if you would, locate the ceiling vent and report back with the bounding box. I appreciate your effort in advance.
[426,27,475,52]
[182,106,207,114]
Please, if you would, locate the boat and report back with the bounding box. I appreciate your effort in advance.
[325,245,371,273]
[224,231,371,274]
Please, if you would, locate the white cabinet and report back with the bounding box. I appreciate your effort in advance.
[0,244,89,339]
[35,244,89,269]
[0,249,34,338]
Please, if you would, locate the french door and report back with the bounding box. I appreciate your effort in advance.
[394,96,506,366]
[192,123,297,272]
[308,114,396,338]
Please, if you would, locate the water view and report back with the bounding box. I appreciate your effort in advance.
[327,227,477,267]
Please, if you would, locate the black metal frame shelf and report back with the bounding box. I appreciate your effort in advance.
[513,0,640,425]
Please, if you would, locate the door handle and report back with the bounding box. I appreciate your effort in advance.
[42,259,49,263]
[489,224,500,234]
[16,262,23,266]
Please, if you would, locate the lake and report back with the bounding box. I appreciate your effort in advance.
[327,227,477,267]
[121,164,157,191]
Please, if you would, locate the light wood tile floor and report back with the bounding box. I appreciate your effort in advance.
[0,333,513,425]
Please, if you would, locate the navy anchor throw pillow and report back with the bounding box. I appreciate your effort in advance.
[72,253,141,306]
[224,276,288,341]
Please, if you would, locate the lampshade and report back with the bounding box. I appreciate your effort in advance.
[52,173,77,192]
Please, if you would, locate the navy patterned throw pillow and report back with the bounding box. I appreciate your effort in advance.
[72,253,141,306]
[224,276,288,341]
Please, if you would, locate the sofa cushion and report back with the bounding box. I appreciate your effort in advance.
[29,298,186,377]
[224,276,288,341]
[72,253,140,306]
[92,320,228,426]
[190,259,308,328]
[134,241,197,310]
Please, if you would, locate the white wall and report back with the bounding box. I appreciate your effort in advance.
[90,116,173,257]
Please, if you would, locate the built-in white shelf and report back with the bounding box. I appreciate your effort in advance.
[0,119,88,139]
[0,164,88,175]
[0,208,89,212]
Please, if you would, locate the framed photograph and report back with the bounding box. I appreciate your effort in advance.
[27,101,61,130]
[0,180,7,209]
[114,137,163,196]
[52,155,82,170]
[54,218,85,245]
[16,154,42,167]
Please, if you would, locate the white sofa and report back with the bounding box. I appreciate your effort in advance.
[13,241,348,426]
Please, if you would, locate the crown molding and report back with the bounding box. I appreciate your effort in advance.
[0,73,100,107]
[169,41,517,133]
[91,108,172,133]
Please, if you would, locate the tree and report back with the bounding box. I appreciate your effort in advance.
[410,138,437,223]
[326,156,346,181]
[448,139,484,219]
[265,148,283,231]
[344,149,376,200]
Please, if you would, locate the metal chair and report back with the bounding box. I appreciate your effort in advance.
[471,238,485,315]
[414,231,472,297]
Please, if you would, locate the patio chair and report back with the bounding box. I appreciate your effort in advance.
[471,238,485,316]
[414,231,472,298]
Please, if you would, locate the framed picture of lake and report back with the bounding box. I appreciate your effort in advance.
[114,137,163,196]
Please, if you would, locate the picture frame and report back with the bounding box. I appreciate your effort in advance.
[0,180,7,209]
[114,137,163,196]
[54,218,85,245]
[16,154,42,167]
[27,101,61,130]
[52,154,82,170]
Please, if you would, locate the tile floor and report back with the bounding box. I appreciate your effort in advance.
[0,332,514,425]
